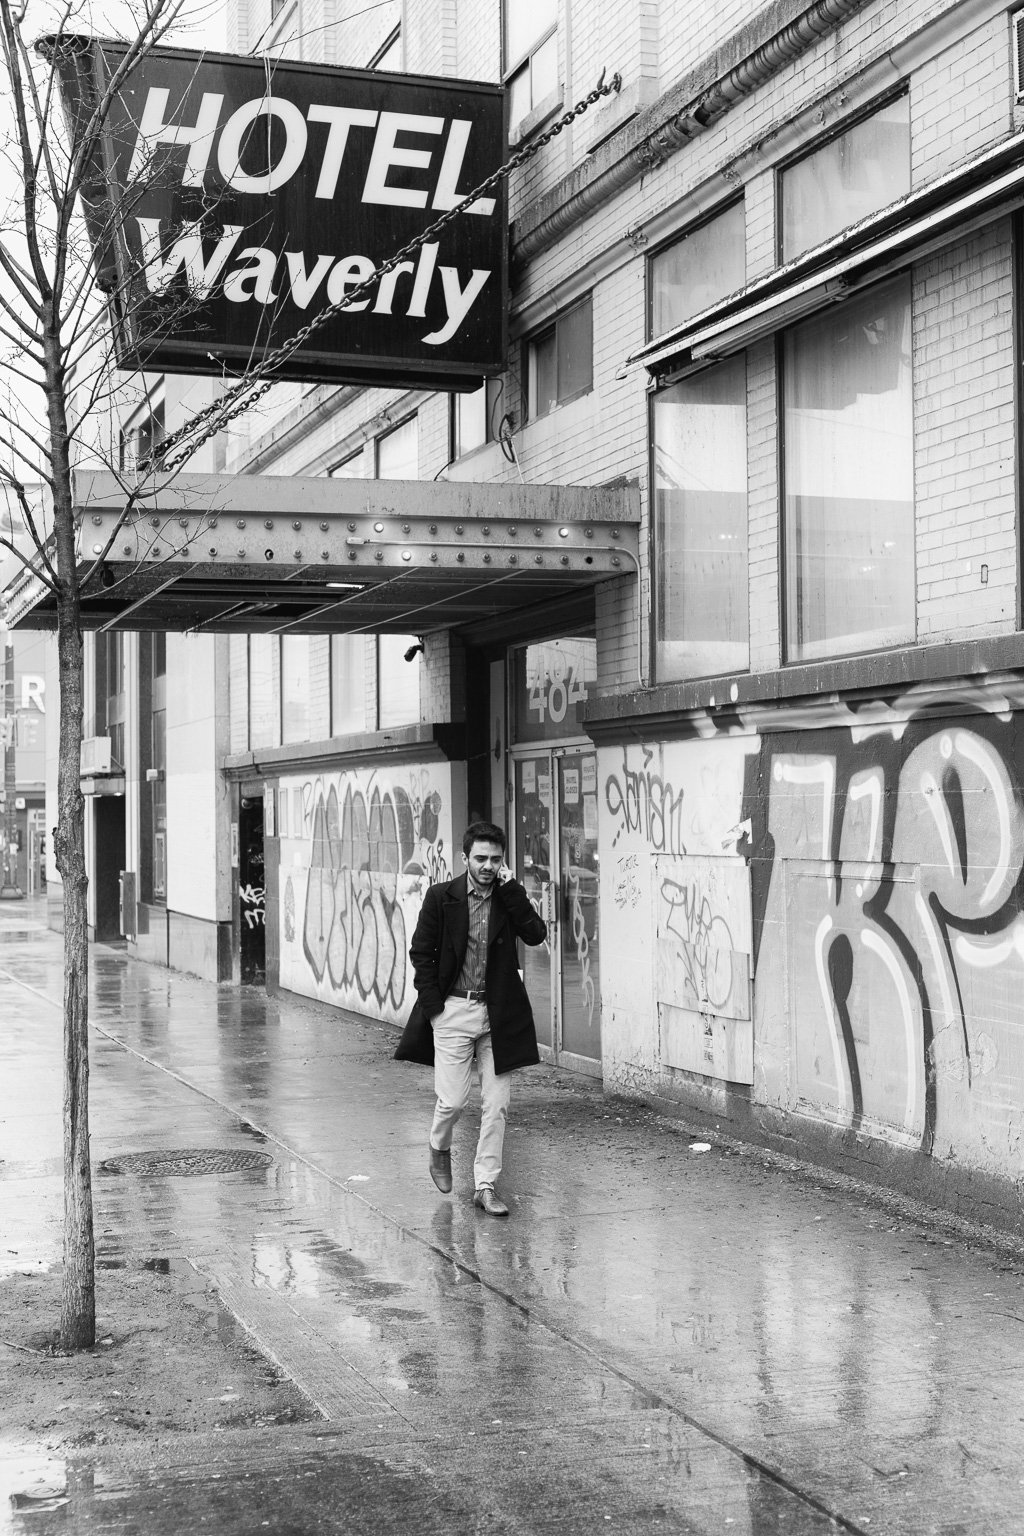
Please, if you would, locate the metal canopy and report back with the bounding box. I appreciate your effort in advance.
[4,472,640,635]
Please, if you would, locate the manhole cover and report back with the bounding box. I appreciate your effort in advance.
[101,1148,274,1177]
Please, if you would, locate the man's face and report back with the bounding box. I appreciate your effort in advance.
[465,840,504,889]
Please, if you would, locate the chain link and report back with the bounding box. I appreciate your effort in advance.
[156,71,621,472]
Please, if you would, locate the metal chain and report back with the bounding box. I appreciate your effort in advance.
[156,70,621,471]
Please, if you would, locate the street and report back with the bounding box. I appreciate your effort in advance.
[3,898,1024,1535]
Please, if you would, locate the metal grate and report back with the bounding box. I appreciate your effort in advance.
[101,1148,274,1177]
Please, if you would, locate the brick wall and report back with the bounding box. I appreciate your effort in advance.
[910,11,1011,185]
[913,220,1017,643]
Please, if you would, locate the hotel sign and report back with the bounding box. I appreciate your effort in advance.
[45,39,507,388]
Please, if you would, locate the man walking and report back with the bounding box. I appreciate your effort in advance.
[395,821,548,1216]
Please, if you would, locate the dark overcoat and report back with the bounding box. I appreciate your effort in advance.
[394,871,548,1074]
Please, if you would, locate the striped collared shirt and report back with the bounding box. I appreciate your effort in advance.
[455,884,492,992]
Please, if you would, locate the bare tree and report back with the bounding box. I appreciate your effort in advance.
[0,0,230,1351]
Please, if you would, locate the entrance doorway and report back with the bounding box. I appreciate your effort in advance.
[239,795,266,984]
[513,748,601,1071]
[93,796,126,943]
[506,634,601,1073]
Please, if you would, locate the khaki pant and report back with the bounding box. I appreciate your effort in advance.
[429,995,511,1190]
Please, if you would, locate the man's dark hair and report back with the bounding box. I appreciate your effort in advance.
[463,820,507,857]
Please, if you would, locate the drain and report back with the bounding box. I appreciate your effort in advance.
[101,1148,274,1177]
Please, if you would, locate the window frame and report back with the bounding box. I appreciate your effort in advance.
[778,271,917,666]
[502,0,559,139]
[523,294,593,421]
[328,447,367,478]
[648,355,750,684]
[119,392,165,473]
[646,197,745,343]
[450,378,504,459]
[775,85,911,266]
[375,413,419,478]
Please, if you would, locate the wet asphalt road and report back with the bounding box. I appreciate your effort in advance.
[3,899,1024,1534]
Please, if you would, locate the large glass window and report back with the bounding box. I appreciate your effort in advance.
[650,202,746,338]
[527,296,592,419]
[378,634,422,728]
[781,96,911,262]
[505,0,557,136]
[119,398,165,472]
[453,378,503,457]
[94,632,126,769]
[331,634,367,735]
[139,632,166,905]
[653,356,748,681]
[783,274,914,663]
[376,415,418,478]
[329,449,367,478]
[281,635,310,744]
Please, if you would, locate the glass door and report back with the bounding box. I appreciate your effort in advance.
[557,751,601,1062]
[513,754,554,1049]
[512,748,601,1069]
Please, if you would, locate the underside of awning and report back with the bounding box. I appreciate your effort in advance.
[627,129,1024,378]
[4,472,640,635]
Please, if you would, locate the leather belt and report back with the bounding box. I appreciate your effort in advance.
[447,987,486,1002]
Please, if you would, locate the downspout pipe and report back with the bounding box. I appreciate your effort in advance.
[513,0,872,268]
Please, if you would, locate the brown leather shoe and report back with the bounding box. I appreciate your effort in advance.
[429,1145,452,1193]
[473,1186,509,1217]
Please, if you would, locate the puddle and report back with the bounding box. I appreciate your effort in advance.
[0,1257,52,1280]
[0,1449,460,1536]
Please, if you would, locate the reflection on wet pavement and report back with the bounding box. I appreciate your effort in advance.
[3,902,1024,1532]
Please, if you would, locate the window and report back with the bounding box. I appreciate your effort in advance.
[650,202,746,338]
[378,634,422,728]
[331,634,367,735]
[782,274,914,663]
[526,296,592,419]
[452,378,503,457]
[139,633,166,904]
[653,357,748,681]
[781,95,911,262]
[281,635,310,745]
[376,416,418,478]
[119,398,165,472]
[505,0,558,136]
[329,449,367,478]
[94,632,126,770]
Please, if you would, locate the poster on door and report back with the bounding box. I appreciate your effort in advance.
[563,767,580,805]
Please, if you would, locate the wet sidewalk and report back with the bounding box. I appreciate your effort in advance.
[3,897,1024,1535]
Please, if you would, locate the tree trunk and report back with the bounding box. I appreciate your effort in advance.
[55,591,94,1351]
[45,297,94,1349]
